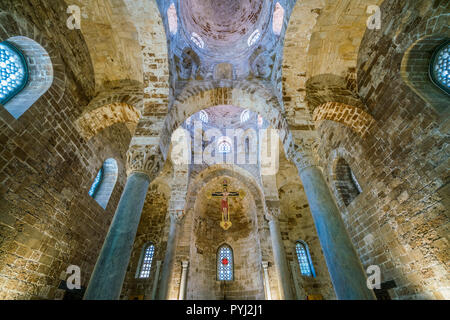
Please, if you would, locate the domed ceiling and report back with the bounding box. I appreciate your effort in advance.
[180,0,271,58]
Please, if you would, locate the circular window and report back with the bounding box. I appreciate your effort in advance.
[430,41,450,94]
[0,41,28,105]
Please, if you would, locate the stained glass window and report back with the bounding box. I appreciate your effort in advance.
[139,243,155,278]
[296,241,315,277]
[217,244,233,281]
[430,42,450,94]
[0,41,28,105]
[88,167,104,197]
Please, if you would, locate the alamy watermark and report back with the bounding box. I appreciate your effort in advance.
[171,121,280,175]
[66,265,81,290]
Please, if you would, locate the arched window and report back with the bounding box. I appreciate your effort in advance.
[167,3,178,35]
[248,30,261,47]
[334,158,362,206]
[272,2,285,35]
[430,41,449,94]
[0,37,53,119]
[217,244,234,281]
[191,32,205,49]
[0,41,28,106]
[217,136,233,154]
[199,110,209,123]
[240,109,250,123]
[137,243,155,279]
[88,158,118,209]
[295,241,315,277]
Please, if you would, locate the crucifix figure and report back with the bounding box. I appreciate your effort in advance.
[209,179,244,230]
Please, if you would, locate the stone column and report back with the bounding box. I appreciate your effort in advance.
[265,201,294,300]
[178,261,189,300]
[157,209,185,300]
[84,146,163,300]
[292,149,375,300]
[148,260,162,300]
[261,261,272,300]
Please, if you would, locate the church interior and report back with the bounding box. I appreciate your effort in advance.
[0,0,448,301]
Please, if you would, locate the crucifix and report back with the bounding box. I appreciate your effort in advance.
[209,179,244,230]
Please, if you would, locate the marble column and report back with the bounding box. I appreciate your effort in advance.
[84,146,163,300]
[261,261,272,300]
[157,209,185,300]
[265,201,294,300]
[178,261,189,300]
[292,150,375,300]
[149,260,162,300]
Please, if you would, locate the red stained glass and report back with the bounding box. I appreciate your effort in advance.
[222,258,229,265]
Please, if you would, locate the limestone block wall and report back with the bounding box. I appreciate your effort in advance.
[315,0,449,300]
[0,1,131,299]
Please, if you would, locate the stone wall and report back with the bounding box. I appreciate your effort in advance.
[315,0,449,300]
[0,1,131,299]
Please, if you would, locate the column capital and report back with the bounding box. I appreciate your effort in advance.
[181,261,189,269]
[288,143,318,173]
[126,145,163,180]
[265,200,281,221]
[261,261,269,269]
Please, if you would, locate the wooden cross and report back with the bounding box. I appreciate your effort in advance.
[209,179,244,230]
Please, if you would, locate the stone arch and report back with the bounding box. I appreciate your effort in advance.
[0,11,65,121]
[160,83,296,162]
[185,164,266,213]
[313,102,375,138]
[75,102,141,140]
[185,164,267,300]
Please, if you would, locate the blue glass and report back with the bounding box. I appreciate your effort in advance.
[296,242,313,277]
[0,42,28,105]
[217,245,233,281]
[139,244,155,278]
[88,167,104,197]
[430,42,450,94]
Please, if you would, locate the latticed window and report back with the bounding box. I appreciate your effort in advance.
[240,109,250,123]
[248,30,261,47]
[199,109,208,123]
[217,244,233,281]
[430,41,449,94]
[139,243,155,279]
[296,241,315,277]
[88,167,104,197]
[0,41,28,105]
